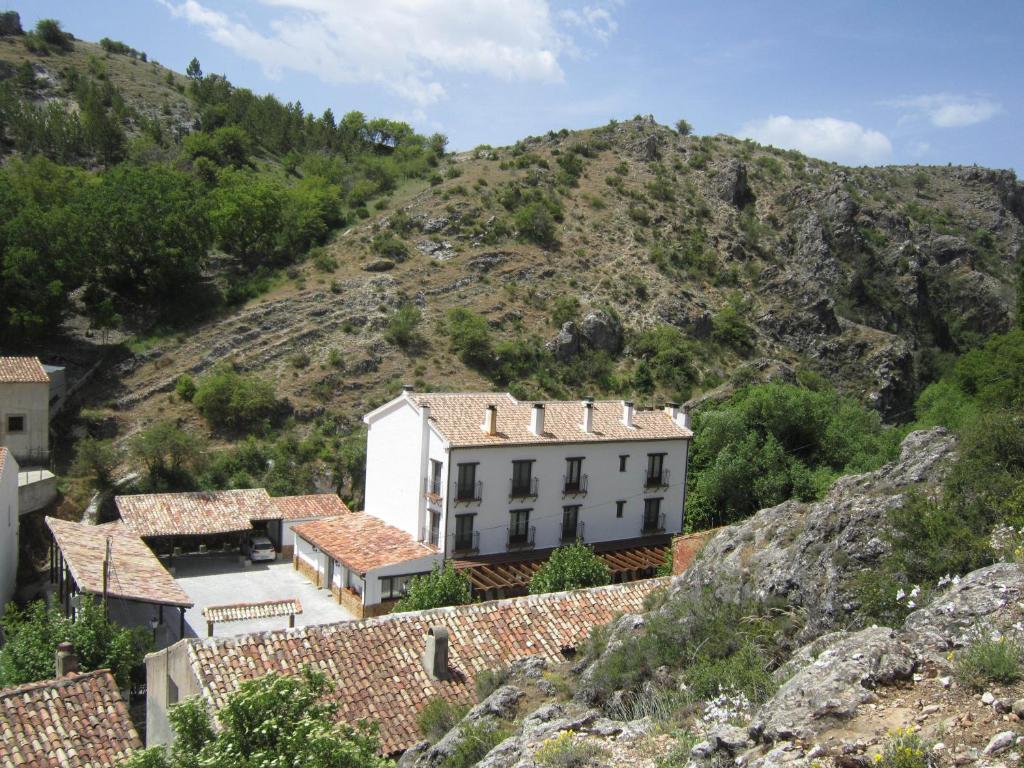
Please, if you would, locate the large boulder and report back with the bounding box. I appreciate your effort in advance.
[715,159,755,208]
[669,428,957,640]
[580,310,623,355]
[547,321,581,362]
[751,627,917,742]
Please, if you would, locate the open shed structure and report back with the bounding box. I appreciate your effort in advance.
[46,517,193,639]
[115,489,347,560]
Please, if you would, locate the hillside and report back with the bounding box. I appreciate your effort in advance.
[0,17,1020,480]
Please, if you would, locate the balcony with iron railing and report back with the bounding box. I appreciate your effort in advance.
[453,529,480,555]
[641,512,666,535]
[644,468,671,489]
[560,520,585,544]
[509,477,539,500]
[423,476,444,502]
[507,525,536,550]
[562,474,588,497]
[454,480,483,504]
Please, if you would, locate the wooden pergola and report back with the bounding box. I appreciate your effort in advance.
[455,541,669,601]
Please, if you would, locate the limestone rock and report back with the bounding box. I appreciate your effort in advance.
[580,310,623,355]
[715,159,755,208]
[363,258,395,272]
[547,321,581,362]
[752,627,917,742]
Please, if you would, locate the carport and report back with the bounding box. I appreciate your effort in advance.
[46,517,193,641]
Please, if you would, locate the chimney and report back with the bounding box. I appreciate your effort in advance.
[664,402,680,421]
[681,404,692,430]
[481,404,497,436]
[402,384,414,393]
[422,626,449,680]
[56,642,78,677]
[420,402,431,427]
[530,403,545,436]
[622,400,634,428]
[580,398,594,433]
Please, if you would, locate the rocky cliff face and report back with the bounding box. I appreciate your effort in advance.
[403,429,1024,767]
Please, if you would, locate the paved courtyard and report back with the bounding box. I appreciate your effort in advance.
[171,553,355,639]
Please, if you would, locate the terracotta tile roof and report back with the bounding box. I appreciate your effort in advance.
[46,518,193,608]
[186,579,662,754]
[0,669,142,767]
[116,489,274,537]
[203,599,302,623]
[271,494,352,521]
[292,514,438,575]
[408,392,692,447]
[0,356,49,384]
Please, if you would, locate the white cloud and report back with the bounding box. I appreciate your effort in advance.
[559,5,619,42]
[739,115,893,165]
[885,93,1002,128]
[160,0,610,107]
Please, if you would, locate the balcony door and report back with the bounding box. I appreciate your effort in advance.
[511,460,534,497]
[561,505,580,542]
[429,510,441,546]
[428,459,443,496]
[509,509,530,544]
[455,514,475,551]
[643,497,662,533]
[565,457,583,492]
[457,463,477,500]
[646,453,665,485]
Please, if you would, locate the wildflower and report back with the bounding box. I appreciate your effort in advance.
[896,588,906,601]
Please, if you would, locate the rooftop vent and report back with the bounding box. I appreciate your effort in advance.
[422,626,449,680]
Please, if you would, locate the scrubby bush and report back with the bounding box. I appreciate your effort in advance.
[529,544,610,594]
[417,697,468,742]
[385,303,422,350]
[71,436,120,489]
[371,232,408,261]
[440,721,512,768]
[192,365,279,434]
[954,634,1023,691]
[534,731,607,767]
[175,373,196,401]
[474,666,510,701]
[513,201,558,246]
[445,308,494,369]
[675,119,692,136]
[877,728,929,768]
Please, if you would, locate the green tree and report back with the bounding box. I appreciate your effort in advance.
[384,303,422,350]
[33,19,73,51]
[513,201,557,246]
[124,669,393,768]
[209,170,285,267]
[0,596,150,689]
[393,563,472,613]
[70,436,121,489]
[192,365,279,434]
[445,308,494,370]
[131,421,203,490]
[528,543,610,594]
[185,57,203,80]
[333,429,367,508]
[675,119,693,136]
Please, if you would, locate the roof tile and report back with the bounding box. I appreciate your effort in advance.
[293,514,437,574]
[272,494,352,521]
[0,357,49,384]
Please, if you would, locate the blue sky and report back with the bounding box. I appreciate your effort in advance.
[22,1,1023,171]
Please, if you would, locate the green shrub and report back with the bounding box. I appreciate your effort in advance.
[393,563,472,613]
[385,303,422,350]
[474,666,510,701]
[513,201,557,246]
[675,119,693,136]
[71,437,120,489]
[529,544,610,595]
[877,727,930,768]
[34,19,73,51]
[534,731,607,767]
[192,365,278,434]
[441,721,512,768]
[371,232,408,261]
[175,374,196,401]
[445,308,494,370]
[712,295,755,352]
[417,697,468,742]
[549,296,580,327]
[954,635,1023,691]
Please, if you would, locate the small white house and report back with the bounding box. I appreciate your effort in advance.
[363,390,693,560]
[0,447,20,609]
[0,357,50,466]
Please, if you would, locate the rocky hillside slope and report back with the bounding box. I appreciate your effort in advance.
[398,428,1024,767]
[101,117,1022,441]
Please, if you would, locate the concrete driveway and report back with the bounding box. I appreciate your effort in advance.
[170,553,356,639]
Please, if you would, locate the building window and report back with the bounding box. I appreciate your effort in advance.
[380,572,430,600]
[456,463,479,500]
[561,505,580,542]
[167,677,179,706]
[510,460,536,497]
[454,514,476,551]
[6,415,25,434]
[508,509,531,544]
[347,570,363,595]
[643,497,663,533]
[646,453,666,487]
[428,510,441,547]
[616,500,625,518]
[619,455,628,472]
[564,457,584,493]
[428,459,443,496]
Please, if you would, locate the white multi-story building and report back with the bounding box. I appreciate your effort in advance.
[363,389,693,559]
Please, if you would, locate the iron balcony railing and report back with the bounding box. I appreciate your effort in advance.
[645,468,670,489]
[453,530,480,554]
[507,525,536,550]
[561,520,585,544]
[423,476,444,498]
[562,473,588,496]
[509,477,539,499]
[455,480,483,503]
[642,512,666,535]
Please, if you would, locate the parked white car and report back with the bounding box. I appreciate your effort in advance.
[244,535,277,562]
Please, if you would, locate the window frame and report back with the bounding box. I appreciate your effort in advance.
[454,513,476,550]
[561,504,580,540]
[511,459,535,496]
[508,508,531,542]
[616,500,625,518]
[456,462,478,499]
[643,497,663,531]
[5,414,26,434]
[618,455,628,472]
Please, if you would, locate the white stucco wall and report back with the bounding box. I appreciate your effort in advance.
[363,552,444,605]
[442,437,689,557]
[0,381,49,465]
[364,398,427,538]
[0,451,19,609]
